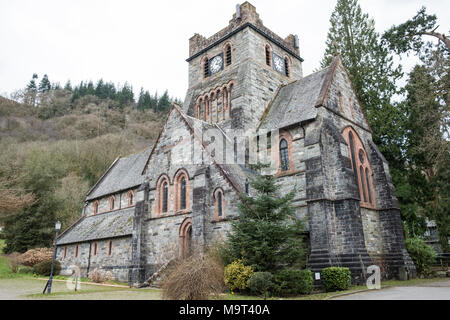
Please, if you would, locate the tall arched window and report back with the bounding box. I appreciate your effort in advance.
[162,182,168,213]
[109,196,115,211]
[156,175,170,215]
[265,44,272,66]
[107,240,113,256]
[284,56,290,77]
[93,201,99,215]
[214,188,225,220]
[127,191,134,206]
[92,241,98,256]
[180,178,187,209]
[342,127,375,207]
[225,43,232,66]
[280,139,290,172]
[174,170,189,212]
[202,56,210,78]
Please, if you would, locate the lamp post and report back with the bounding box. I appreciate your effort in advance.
[47,220,61,294]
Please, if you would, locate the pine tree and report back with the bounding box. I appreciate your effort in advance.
[225,174,307,272]
[38,74,51,93]
[25,73,38,106]
[64,80,72,92]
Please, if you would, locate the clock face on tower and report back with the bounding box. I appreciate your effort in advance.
[273,53,286,75]
[209,54,224,75]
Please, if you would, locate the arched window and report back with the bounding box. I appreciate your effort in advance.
[93,201,99,215]
[342,127,375,207]
[214,188,225,220]
[162,182,168,213]
[156,175,170,215]
[265,44,272,66]
[127,191,134,206]
[218,191,223,217]
[107,240,113,256]
[280,139,290,172]
[225,43,232,66]
[202,56,210,78]
[284,57,290,77]
[74,245,79,258]
[180,178,187,209]
[179,218,192,258]
[174,170,189,212]
[92,241,98,256]
[63,246,67,259]
[109,196,115,211]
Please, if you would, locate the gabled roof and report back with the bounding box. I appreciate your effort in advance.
[57,207,134,245]
[86,148,152,201]
[258,56,341,132]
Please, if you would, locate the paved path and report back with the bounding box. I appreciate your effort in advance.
[333,280,450,300]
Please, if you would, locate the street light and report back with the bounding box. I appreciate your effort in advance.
[47,220,61,294]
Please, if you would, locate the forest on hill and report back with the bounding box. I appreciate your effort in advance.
[0,77,177,252]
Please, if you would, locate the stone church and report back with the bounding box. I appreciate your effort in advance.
[56,2,416,286]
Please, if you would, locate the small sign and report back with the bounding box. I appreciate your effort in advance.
[315,272,320,280]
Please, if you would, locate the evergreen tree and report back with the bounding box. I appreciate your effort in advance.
[225,174,307,272]
[402,61,449,251]
[383,7,449,252]
[321,0,404,165]
[38,74,51,93]
[25,73,38,106]
[383,7,450,55]
[64,80,72,92]
[157,90,171,112]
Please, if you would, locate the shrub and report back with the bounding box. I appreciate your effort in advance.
[18,266,34,274]
[406,237,437,276]
[224,260,254,292]
[248,272,273,296]
[322,267,351,292]
[34,260,61,276]
[17,248,53,267]
[272,269,314,296]
[162,251,226,300]
[88,268,114,283]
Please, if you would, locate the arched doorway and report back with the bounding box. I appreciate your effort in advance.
[179,218,192,258]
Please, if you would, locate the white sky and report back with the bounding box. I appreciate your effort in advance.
[0,0,449,100]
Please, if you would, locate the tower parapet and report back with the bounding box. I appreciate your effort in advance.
[188,2,301,61]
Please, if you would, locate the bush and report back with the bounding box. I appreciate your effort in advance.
[88,268,114,283]
[17,248,53,267]
[224,260,254,292]
[272,269,314,296]
[34,260,61,276]
[322,267,351,292]
[18,266,34,274]
[248,272,273,296]
[162,251,225,300]
[406,237,437,276]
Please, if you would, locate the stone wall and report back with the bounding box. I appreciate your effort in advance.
[57,236,132,282]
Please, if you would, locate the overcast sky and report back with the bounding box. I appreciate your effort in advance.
[1,0,449,100]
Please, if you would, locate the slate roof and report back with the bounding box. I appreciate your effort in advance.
[258,66,331,131]
[86,148,152,201]
[56,207,134,245]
